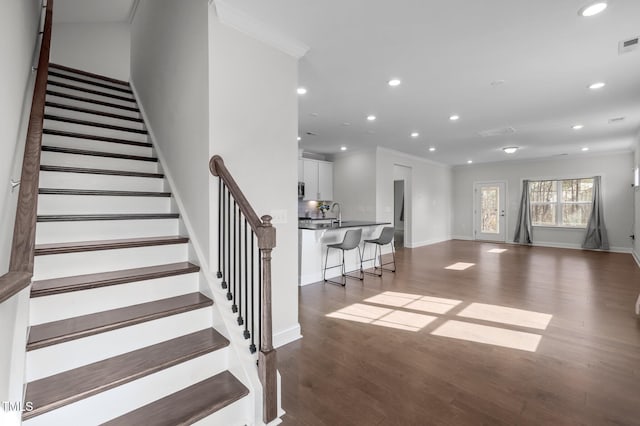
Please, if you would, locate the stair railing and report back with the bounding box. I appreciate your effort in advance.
[0,0,53,304]
[209,155,277,424]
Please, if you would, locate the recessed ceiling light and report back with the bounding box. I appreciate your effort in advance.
[340,146,347,151]
[588,82,606,90]
[367,115,376,121]
[411,132,419,138]
[297,87,307,95]
[582,147,590,151]
[467,160,473,164]
[388,78,401,87]
[579,2,608,17]
[449,115,460,121]
[503,147,519,154]
[572,124,584,130]
[429,147,436,152]
[297,136,301,141]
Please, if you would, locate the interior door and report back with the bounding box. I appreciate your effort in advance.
[474,182,506,242]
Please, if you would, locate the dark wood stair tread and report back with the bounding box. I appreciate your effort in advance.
[45,114,148,134]
[48,80,136,103]
[43,128,151,148]
[41,145,157,161]
[31,261,200,297]
[103,371,249,426]
[46,90,140,112]
[40,165,164,179]
[37,213,179,222]
[23,328,228,420]
[50,63,131,87]
[39,188,171,197]
[27,293,213,351]
[45,101,144,123]
[48,70,133,94]
[35,236,187,256]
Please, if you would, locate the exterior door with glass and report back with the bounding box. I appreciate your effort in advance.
[474,182,506,242]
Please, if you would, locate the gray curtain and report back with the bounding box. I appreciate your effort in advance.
[582,176,609,250]
[513,180,532,244]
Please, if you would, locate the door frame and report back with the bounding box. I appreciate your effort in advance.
[473,180,508,242]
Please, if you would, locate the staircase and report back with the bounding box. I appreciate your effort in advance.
[21,63,253,425]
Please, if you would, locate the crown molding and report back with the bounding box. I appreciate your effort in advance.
[213,0,309,59]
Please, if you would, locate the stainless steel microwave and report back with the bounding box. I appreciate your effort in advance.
[298,181,305,198]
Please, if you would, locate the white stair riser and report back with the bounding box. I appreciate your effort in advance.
[48,69,130,93]
[45,94,141,119]
[33,244,188,281]
[193,399,251,426]
[23,348,230,426]
[30,273,199,324]
[39,171,165,192]
[46,84,138,108]
[45,106,146,130]
[44,119,149,144]
[41,151,158,174]
[37,194,171,215]
[48,75,135,100]
[41,134,153,157]
[35,219,179,244]
[26,309,213,381]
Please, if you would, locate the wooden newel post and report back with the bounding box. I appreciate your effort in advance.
[257,215,277,423]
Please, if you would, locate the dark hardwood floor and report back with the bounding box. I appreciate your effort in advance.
[278,240,640,426]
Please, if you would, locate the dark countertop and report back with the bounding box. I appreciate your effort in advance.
[298,217,338,221]
[299,220,391,230]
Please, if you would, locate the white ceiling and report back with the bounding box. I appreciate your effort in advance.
[53,0,136,24]
[223,0,640,165]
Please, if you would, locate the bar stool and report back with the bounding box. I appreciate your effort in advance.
[323,228,363,286]
[363,227,396,277]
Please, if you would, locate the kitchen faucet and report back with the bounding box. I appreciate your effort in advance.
[331,202,342,226]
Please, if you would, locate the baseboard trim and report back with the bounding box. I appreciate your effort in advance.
[451,235,473,241]
[273,324,302,348]
[632,250,640,269]
[529,241,632,254]
[405,236,452,248]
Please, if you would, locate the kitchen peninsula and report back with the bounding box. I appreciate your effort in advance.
[298,220,391,286]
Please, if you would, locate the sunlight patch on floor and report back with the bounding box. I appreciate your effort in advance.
[445,262,475,270]
[326,303,437,331]
[365,291,462,314]
[431,320,542,352]
[457,303,552,330]
[488,248,508,253]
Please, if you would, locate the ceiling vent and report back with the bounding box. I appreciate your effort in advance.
[305,131,317,136]
[619,36,639,54]
[608,117,626,124]
[478,127,516,138]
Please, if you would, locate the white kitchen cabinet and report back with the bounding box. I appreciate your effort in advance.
[300,159,333,201]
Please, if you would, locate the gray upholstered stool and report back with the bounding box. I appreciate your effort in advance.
[363,226,396,276]
[323,228,363,286]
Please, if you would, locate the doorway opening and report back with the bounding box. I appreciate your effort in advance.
[394,180,405,248]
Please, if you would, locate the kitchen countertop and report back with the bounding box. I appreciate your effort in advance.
[298,220,391,230]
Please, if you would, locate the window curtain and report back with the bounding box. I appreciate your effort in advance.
[582,176,609,250]
[513,180,532,244]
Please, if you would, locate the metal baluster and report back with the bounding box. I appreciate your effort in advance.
[258,248,262,351]
[243,218,249,336]
[226,191,232,300]
[237,210,243,325]
[249,230,256,352]
[232,201,238,312]
[217,179,222,279]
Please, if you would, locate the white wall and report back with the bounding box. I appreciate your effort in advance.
[332,149,377,221]
[377,148,452,248]
[50,22,131,81]
[452,152,635,251]
[0,0,42,418]
[210,16,300,346]
[634,132,640,263]
[131,0,210,264]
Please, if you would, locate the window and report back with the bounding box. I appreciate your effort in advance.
[529,178,593,227]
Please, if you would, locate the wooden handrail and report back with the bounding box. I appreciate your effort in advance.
[209,154,278,423]
[0,0,53,304]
